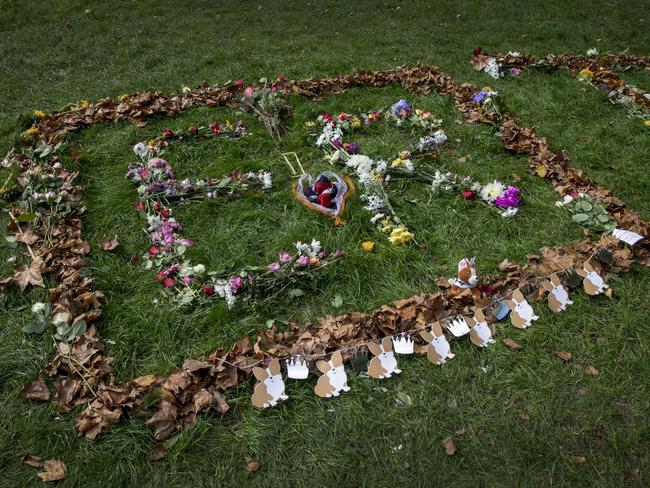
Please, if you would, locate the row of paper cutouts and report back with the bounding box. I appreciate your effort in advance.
[252,264,608,408]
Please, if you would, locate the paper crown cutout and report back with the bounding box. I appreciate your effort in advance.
[541,274,573,312]
[505,289,539,329]
[392,333,414,354]
[314,351,351,398]
[466,309,495,348]
[251,359,289,408]
[285,356,309,380]
[367,337,401,379]
[613,228,644,246]
[576,262,608,295]
[420,322,455,365]
[447,316,471,337]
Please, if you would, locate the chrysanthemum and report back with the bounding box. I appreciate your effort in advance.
[480,180,505,202]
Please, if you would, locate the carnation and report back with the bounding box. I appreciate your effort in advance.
[480,180,505,202]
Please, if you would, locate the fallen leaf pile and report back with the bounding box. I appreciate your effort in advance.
[5,63,649,443]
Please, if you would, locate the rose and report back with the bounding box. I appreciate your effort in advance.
[309,257,320,267]
[155,271,166,283]
[230,275,244,294]
[277,74,286,82]
[160,208,171,218]
[461,190,475,200]
[149,246,161,256]
[129,255,138,265]
[190,125,199,134]
[268,262,281,272]
[236,80,244,88]
[163,277,176,288]
[162,128,174,139]
[279,252,292,263]
[134,201,144,212]
[210,123,221,134]
[202,285,215,296]
[296,255,309,267]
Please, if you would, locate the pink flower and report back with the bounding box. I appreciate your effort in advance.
[244,86,257,97]
[210,122,221,134]
[162,128,174,139]
[230,275,244,294]
[271,84,277,93]
[149,246,160,256]
[277,75,286,82]
[510,67,522,77]
[296,255,309,267]
[247,274,254,284]
[268,262,281,272]
[163,277,176,288]
[279,252,292,263]
[236,79,244,88]
[181,276,193,285]
[134,201,144,212]
[139,168,149,180]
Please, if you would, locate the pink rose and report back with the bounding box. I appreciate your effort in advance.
[279,252,292,263]
[296,255,309,267]
[268,262,281,272]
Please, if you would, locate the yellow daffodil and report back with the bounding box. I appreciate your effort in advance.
[226,120,233,129]
[351,117,362,128]
[391,158,405,167]
[644,120,650,127]
[362,241,375,251]
[388,226,414,245]
[20,127,39,140]
[119,94,129,101]
[578,68,593,79]
[482,86,494,92]
[80,100,90,109]
[33,110,45,118]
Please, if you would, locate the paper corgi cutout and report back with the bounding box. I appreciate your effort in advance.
[314,351,351,398]
[285,356,309,380]
[392,333,414,354]
[505,289,539,329]
[251,359,289,408]
[367,337,401,379]
[466,309,496,348]
[447,316,471,337]
[576,262,608,295]
[420,322,455,365]
[541,274,573,312]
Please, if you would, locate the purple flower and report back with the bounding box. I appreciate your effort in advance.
[296,255,309,267]
[279,252,292,263]
[268,262,281,272]
[344,141,360,154]
[331,138,343,149]
[510,67,522,77]
[230,275,244,294]
[391,99,412,117]
[334,250,344,258]
[181,276,193,285]
[472,90,489,104]
[494,186,520,208]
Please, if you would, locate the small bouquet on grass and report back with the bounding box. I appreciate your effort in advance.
[240,77,290,139]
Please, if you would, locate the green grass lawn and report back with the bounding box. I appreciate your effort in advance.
[1,1,649,486]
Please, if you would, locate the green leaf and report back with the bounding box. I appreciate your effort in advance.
[572,213,590,223]
[288,288,304,298]
[596,214,610,223]
[22,321,48,334]
[16,213,36,222]
[332,294,343,308]
[396,391,413,406]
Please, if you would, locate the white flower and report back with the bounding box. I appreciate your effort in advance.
[586,48,599,56]
[500,207,518,218]
[309,239,321,257]
[182,86,191,94]
[370,212,385,224]
[362,195,385,212]
[432,130,447,145]
[193,264,206,274]
[133,142,149,160]
[480,180,505,202]
[214,281,236,308]
[555,201,564,207]
[296,240,322,257]
[31,302,46,314]
[259,171,272,189]
[404,160,414,172]
[52,312,70,325]
[506,51,521,57]
[484,58,502,79]
[563,195,574,204]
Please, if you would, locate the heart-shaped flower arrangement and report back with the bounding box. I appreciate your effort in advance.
[293,171,354,225]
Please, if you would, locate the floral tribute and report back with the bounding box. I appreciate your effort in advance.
[126,140,342,308]
[471,48,650,124]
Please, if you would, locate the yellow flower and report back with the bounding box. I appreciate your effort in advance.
[80,100,90,109]
[391,158,405,167]
[388,226,414,245]
[361,241,375,251]
[306,121,316,127]
[578,68,593,79]
[644,120,650,127]
[351,117,362,129]
[147,139,155,146]
[482,86,494,92]
[415,109,422,115]
[226,120,233,129]
[33,110,45,118]
[20,127,39,140]
[119,94,129,101]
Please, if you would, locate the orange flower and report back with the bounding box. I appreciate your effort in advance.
[362,241,375,251]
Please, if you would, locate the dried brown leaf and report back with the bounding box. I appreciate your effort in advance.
[37,459,66,482]
[21,454,44,468]
[245,457,261,472]
[99,235,119,251]
[22,376,50,401]
[149,443,167,462]
[502,338,523,351]
[576,364,598,376]
[13,257,44,292]
[569,455,586,464]
[553,350,573,362]
[441,436,457,455]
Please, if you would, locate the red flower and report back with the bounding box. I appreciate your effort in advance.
[202,285,215,296]
[155,271,166,282]
[210,123,221,134]
[129,255,138,265]
[236,79,244,88]
[134,201,144,212]
[461,190,475,200]
[162,128,174,139]
[160,208,171,218]
[163,277,176,288]
[338,113,348,121]
[149,246,160,256]
[277,74,286,82]
[154,201,161,212]
[190,125,199,134]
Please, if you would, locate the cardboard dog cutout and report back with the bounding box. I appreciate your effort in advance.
[576,262,608,295]
[314,351,351,398]
[541,274,573,312]
[251,359,289,408]
[367,337,401,379]
[420,322,455,365]
[466,309,496,348]
[506,289,539,329]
